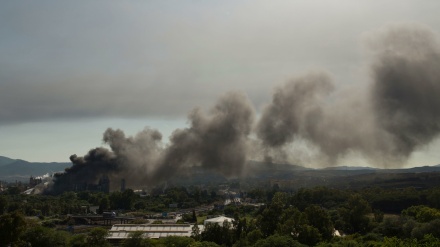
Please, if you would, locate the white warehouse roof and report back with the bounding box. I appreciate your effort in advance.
[107,224,203,240]
[203,216,234,226]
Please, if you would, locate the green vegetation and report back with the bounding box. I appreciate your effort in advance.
[3,184,440,246]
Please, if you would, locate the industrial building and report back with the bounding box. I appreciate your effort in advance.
[71,175,110,193]
[106,224,204,244]
[203,216,234,226]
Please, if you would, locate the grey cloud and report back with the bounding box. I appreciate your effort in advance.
[6,1,440,125]
[49,23,440,191]
[3,0,440,183]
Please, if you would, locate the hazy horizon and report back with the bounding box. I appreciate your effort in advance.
[2,1,440,169]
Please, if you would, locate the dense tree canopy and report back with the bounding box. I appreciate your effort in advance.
[2,184,440,246]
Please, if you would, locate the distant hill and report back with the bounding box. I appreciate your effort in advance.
[378,165,440,174]
[175,161,440,187]
[323,166,378,171]
[0,156,71,182]
[0,156,16,167]
[1,154,439,188]
[242,162,440,190]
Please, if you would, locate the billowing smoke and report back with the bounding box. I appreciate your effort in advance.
[51,92,254,192]
[370,24,440,158]
[256,72,334,148]
[52,128,163,193]
[52,23,440,192]
[255,71,378,165]
[153,92,255,181]
[257,23,440,166]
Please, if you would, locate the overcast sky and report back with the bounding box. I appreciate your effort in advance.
[1,0,440,167]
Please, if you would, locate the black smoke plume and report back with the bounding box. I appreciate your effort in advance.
[51,128,163,194]
[51,92,254,192]
[51,23,440,192]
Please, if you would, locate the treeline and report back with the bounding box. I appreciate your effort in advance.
[0,186,222,217]
[199,186,440,246]
[191,186,440,246]
[3,185,440,246]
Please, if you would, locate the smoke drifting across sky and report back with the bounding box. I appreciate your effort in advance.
[258,24,440,166]
[51,24,440,190]
[53,92,255,190]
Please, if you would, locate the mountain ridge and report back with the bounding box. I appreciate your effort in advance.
[0,156,71,182]
[0,156,16,167]
[1,155,439,183]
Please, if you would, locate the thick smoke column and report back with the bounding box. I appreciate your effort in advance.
[255,72,379,164]
[52,23,440,192]
[52,128,163,193]
[102,128,163,176]
[370,24,440,158]
[51,92,254,192]
[256,72,334,148]
[152,92,255,181]
[257,24,440,165]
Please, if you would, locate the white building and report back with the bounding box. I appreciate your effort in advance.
[107,223,204,244]
[203,216,234,226]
